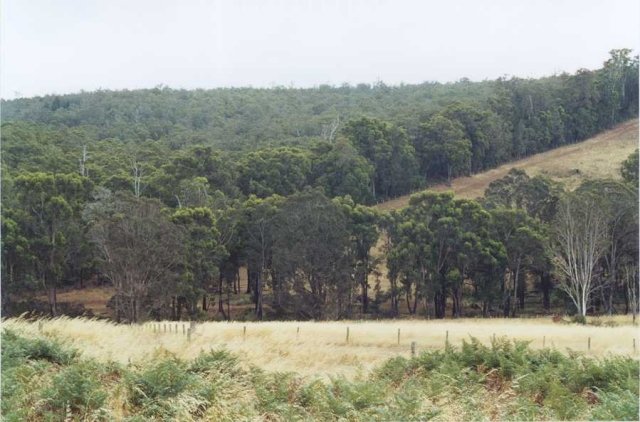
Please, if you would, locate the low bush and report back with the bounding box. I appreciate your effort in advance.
[1,329,78,368]
[39,361,109,420]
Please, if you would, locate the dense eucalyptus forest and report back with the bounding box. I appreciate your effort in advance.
[1,49,638,322]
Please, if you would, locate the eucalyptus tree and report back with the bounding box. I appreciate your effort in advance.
[13,172,93,315]
[1,211,33,316]
[386,205,435,316]
[489,207,548,316]
[342,117,392,200]
[387,191,502,318]
[576,179,638,314]
[342,117,418,200]
[272,188,351,319]
[334,197,380,315]
[440,102,511,172]
[484,169,562,222]
[241,194,283,319]
[552,192,608,318]
[310,139,374,204]
[85,191,183,322]
[171,207,227,318]
[414,115,472,184]
[238,147,312,198]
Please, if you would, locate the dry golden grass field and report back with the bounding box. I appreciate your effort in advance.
[376,118,639,211]
[4,316,638,379]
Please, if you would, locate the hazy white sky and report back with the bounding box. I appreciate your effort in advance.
[1,0,639,99]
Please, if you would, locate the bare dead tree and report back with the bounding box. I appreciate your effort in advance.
[79,145,89,177]
[552,194,608,317]
[131,160,143,198]
[623,264,639,323]
[321,115,340,143]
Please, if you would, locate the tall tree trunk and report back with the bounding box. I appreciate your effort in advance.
[518,274,526,310]
[177,297,183,320]
[217,275,227,319]
[503,293,510,318]
[132,297,138,323]
[256,271,264,320]
[511,263,521,317]
[361,273,369,314]
[451,288,462,318]
[115,293,121,323]
[48,285,58,317]
[226,284,231,320]
[405,285,414,315]
[434,291,446,319]
[541,272,552,311]
[245,266,252,294]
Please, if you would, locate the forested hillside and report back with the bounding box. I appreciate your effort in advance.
[377,118,639,210]
[1,49,638,322]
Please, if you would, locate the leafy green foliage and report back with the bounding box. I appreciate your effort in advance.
[1,329,78,368]
[40,361,109,419]
[621,149,639,185]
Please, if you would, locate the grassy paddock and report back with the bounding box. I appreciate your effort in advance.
[4,316,637,378]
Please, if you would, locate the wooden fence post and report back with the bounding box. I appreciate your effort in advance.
[588,337,591,351]
[346,326,350,344]
[243,326,247,341]
[445,330,449,347]
[411,341,416,357]
[187,328,191,342]
[397,328,401,345]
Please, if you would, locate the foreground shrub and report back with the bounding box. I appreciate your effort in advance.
[128,357,193,404]
[590,388,640,421]
[39,361,109,420]
[1,329,78,368]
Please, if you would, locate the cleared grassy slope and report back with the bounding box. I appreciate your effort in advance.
[377,119,639,211]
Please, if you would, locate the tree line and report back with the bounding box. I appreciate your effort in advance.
[1,49,638,321]
[2,50,638,204]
